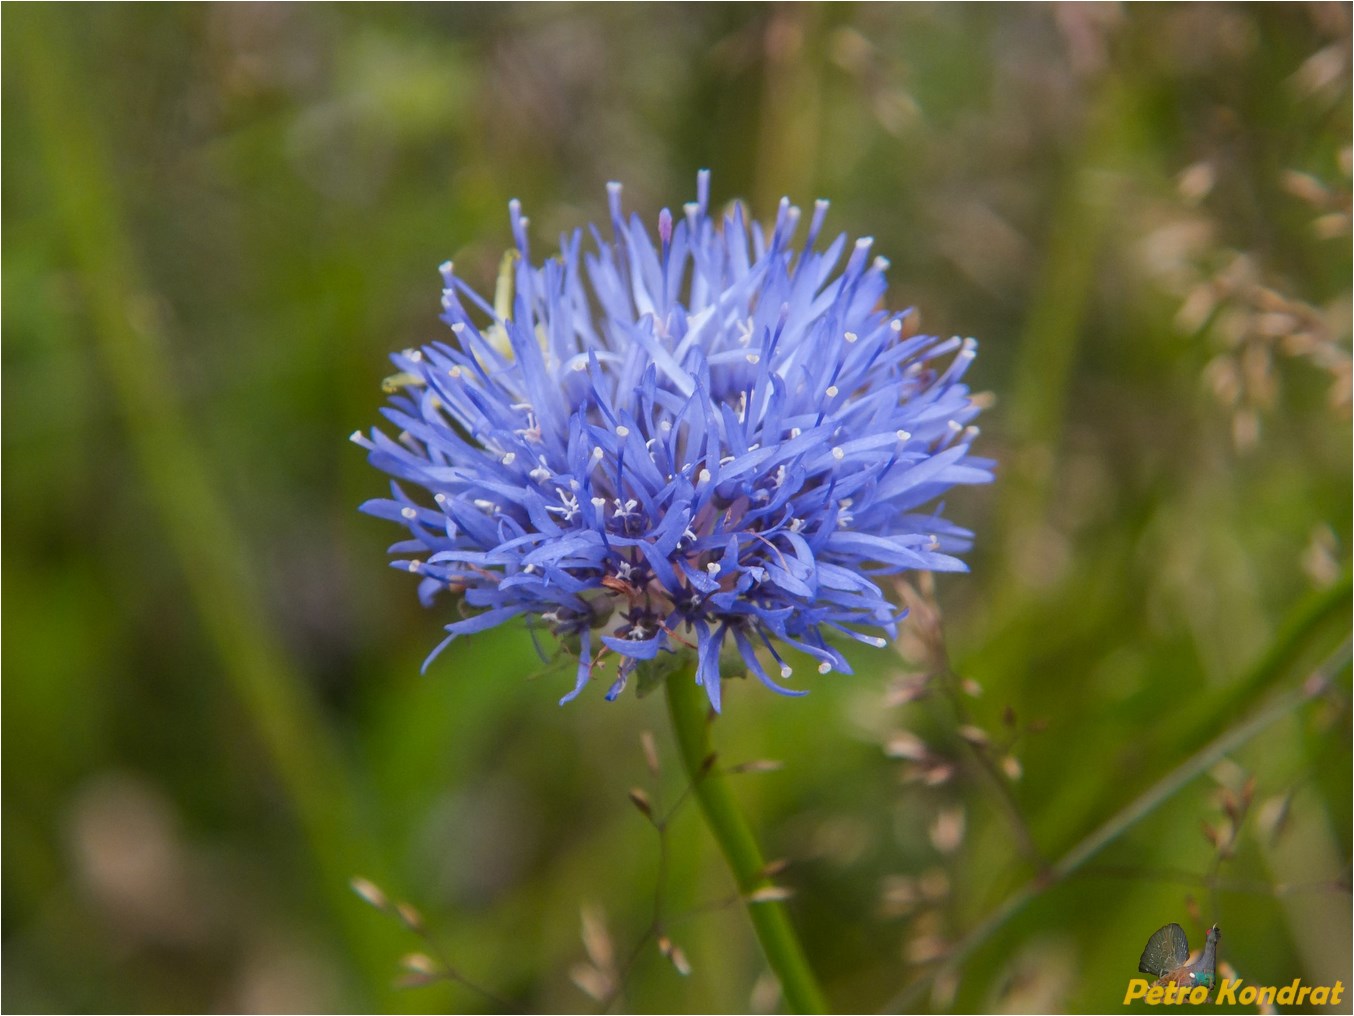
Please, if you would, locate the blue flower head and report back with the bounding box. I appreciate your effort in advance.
[354,173,992,711]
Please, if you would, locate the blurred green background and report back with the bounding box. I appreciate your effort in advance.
[4,4,1350,1013]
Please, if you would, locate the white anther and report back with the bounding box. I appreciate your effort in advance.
[349,430,363,443]
[406,349,423,362]
[434,493,447,504]
[591,497,607,509]
[818,661,832,674]
[450,321,466,334]
[780,665,793,679]
[572,360,587,372]
[401,506,417,519]
[616,425,630,438]
[789,427,802,439]
[706,562,721,576]
[473,499,496,512]
[844,331,858,343]
[448,366,463,378]
[408,561,422,573]
[863,636,887,648]
[501,452,516,465]
[746,353,760,364]
[547,488,580,520]
[530,466,551,481]
[699,468,712,483]
[660,419,672,432]
[948,420,963,432]
[832,446,845,461]
[826,385,839,398]
[897,430,911,441]
[890,318,903,332]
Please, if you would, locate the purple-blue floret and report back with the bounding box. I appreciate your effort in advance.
[354,172,993,711]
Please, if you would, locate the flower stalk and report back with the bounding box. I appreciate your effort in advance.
[665,666,829,1014]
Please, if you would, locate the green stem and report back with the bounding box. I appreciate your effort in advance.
[664,668,829,1014]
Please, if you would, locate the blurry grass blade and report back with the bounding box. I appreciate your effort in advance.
[886,636,1350,1012]
[13,9,399,1000]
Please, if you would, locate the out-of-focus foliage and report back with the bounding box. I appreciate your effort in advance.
[3,5,1349,1013]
